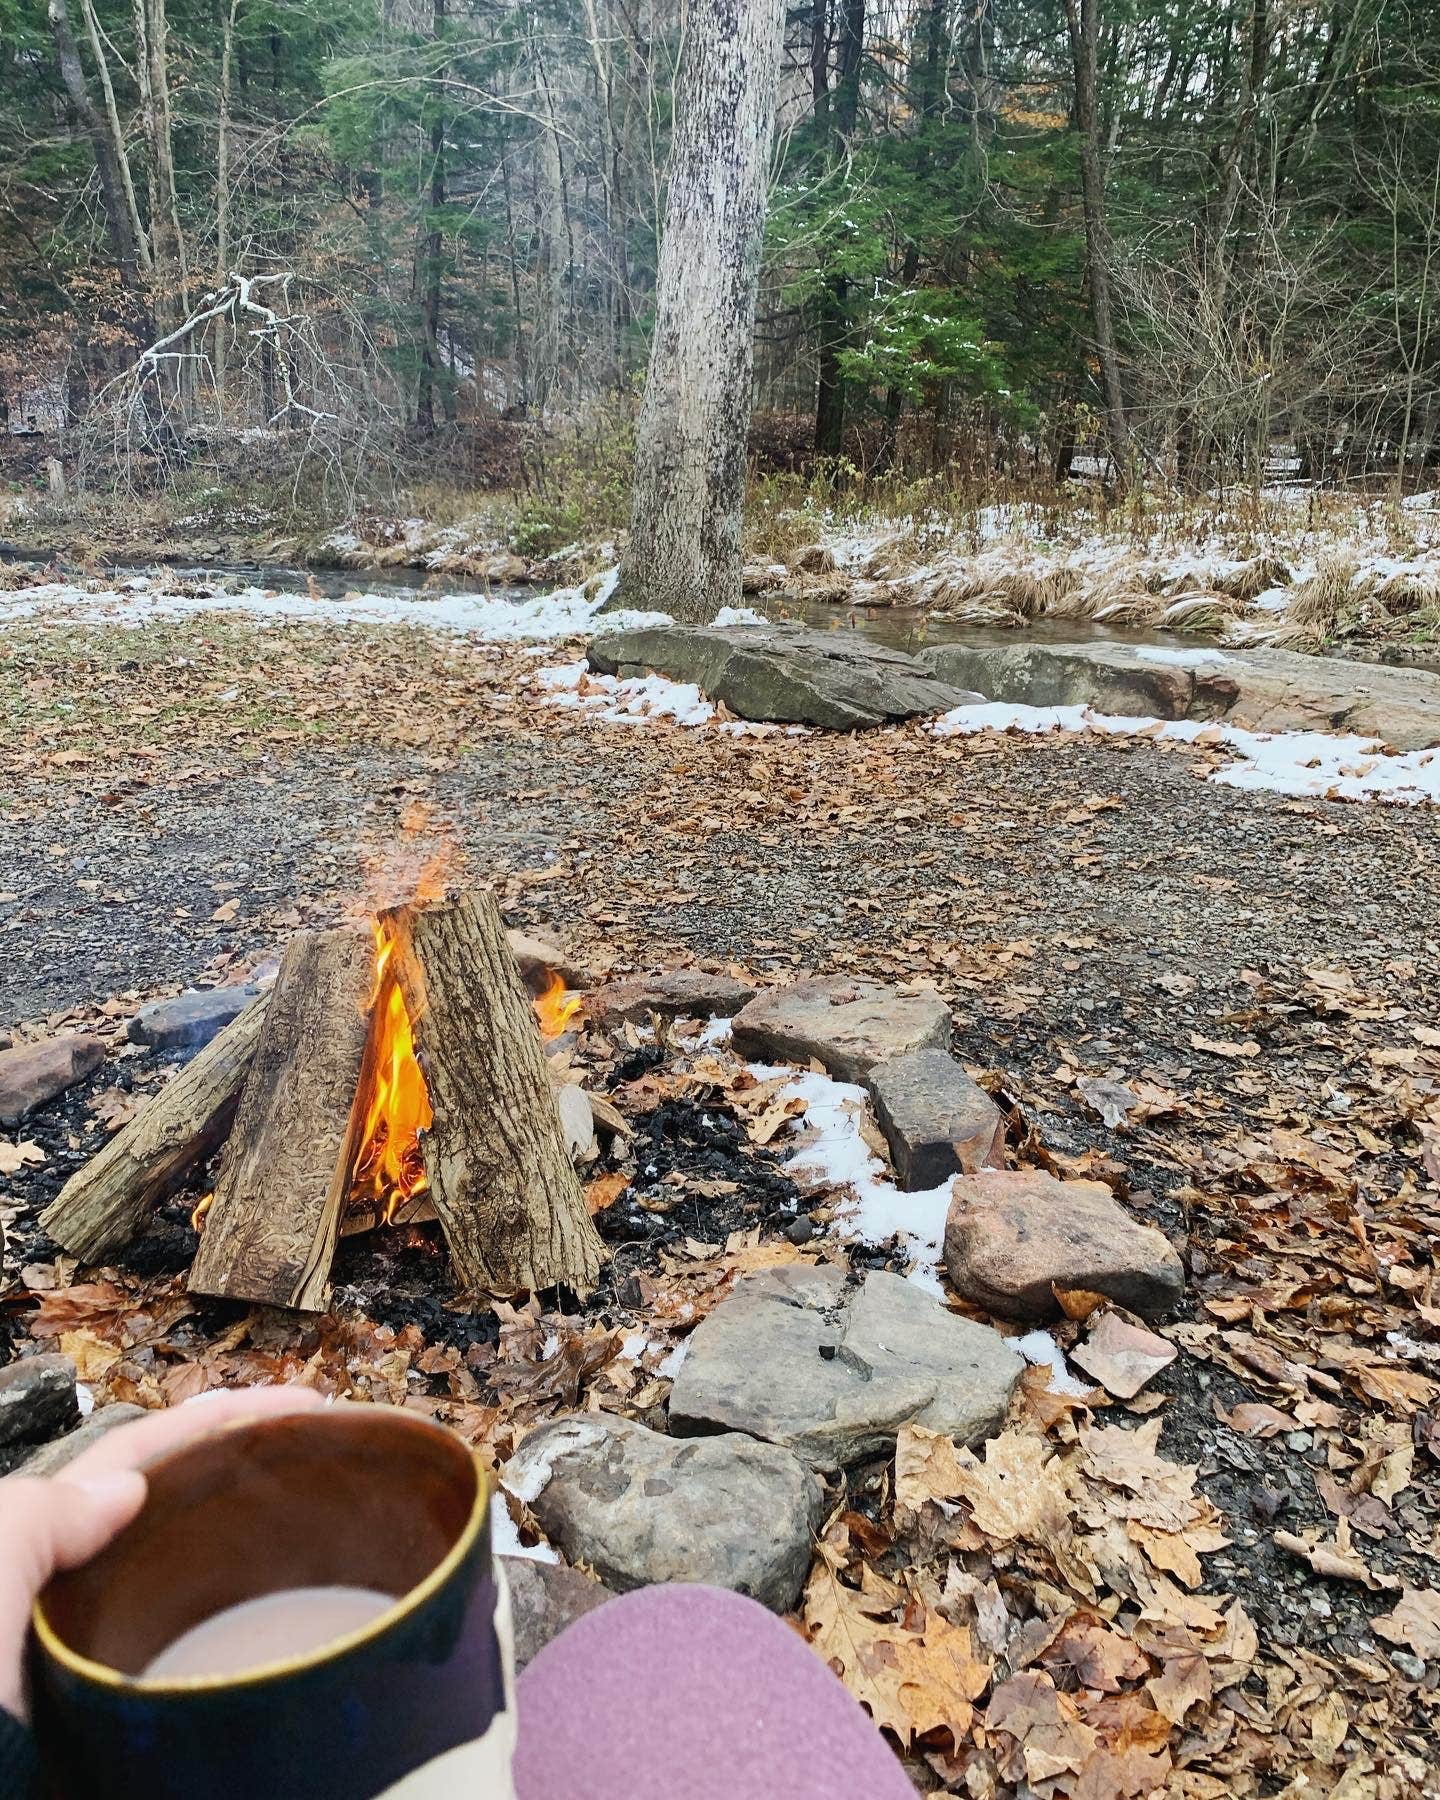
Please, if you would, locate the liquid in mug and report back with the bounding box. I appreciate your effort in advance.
[141,1586,395,1680]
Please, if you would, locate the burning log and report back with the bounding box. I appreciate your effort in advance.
[185,893,605,1310]
[379,892,606,1295]
[40,995,272,1262]
[189,928,374,1309]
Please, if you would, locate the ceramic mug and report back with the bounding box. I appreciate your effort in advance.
[28,1405,515,1799]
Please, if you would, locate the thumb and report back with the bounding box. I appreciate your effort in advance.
[0,1470,146,1721]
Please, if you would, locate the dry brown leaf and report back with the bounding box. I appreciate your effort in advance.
[944,1427,1073,1545]
[1371,1587,1440,1658]
[1146,1651,1212,1724]
[0,1139,45,1176]
[57,1327,123,1382]
[1273,1518,1400,1590]
[803,1553,990,1749]
[1189,1035,1260,1059]
[985,1671,1098,1786]
[584,1170,628,1215]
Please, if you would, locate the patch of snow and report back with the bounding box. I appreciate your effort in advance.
[1133,646,1230,669]
[539,667,718,727]
[490,1496,559,1565]
[655,1340,689,1381]
[745,1062,951,1293]
[75,1383,96,1417]
[712,604,769,627]
[931,702,1440,807]
[1012,1329,1094,1398]
[0,569,668,645]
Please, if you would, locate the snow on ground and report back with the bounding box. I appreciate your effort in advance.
[744,1059,953,1295]
[932,701,1440,805]
[0,567,668,643]
[537,661,718,727]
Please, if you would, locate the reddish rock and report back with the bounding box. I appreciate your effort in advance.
[502,1556,614,1672]
[944,1170,1184,1322]
[0,1034,105,1127]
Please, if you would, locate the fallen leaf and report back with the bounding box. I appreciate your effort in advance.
[0,1140,46,1176]
[1371,1587,1440,1658]
[1273,1519,1400,1590]
[1072,1312,1176,1399]
[1189,1035,1261,1059]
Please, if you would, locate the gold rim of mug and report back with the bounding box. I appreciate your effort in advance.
[31,1410,491,1695]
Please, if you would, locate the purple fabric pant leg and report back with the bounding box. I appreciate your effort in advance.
[513,1583,917,1800]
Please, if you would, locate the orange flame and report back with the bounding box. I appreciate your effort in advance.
[534,970,582,1039]
[351,922,433,1226]
[191,1192,214,1232]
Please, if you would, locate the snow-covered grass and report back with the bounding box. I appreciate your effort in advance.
[0,566,666,643]
[932,701,1440,805]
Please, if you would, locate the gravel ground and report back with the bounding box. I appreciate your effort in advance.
[3,613,1439,1705]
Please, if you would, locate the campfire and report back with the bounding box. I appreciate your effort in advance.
[40,893,605,1310]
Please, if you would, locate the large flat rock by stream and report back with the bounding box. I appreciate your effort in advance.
[588,624,977,729]
[919,640,1440,749]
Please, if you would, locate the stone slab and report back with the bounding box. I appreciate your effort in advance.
[0,1034,105,1126]
[920,640,1440,750]
[669,1265,1023,1468]
[944,1170,1185,1321]
[586,971,755,1025]
[128,987,260,1052]
[504,1413,822,1612]
[865,1050,1005,1189]
[588,624,977,731]
[731,977,950,1084]
[0,1354,79,1449]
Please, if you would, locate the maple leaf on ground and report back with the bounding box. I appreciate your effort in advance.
[985,1671,1098,1786]
[1078,1419,1208,1533]
[803,1543,991,1750]
[935,1425,1073,1545]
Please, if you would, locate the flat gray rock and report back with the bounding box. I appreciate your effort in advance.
[506,930,588,992]
[669,1266,1023,1469]
[586,970,755,1025]
[504,1414,822,1612]
[128,987,259,1052]
[9,1403,147,1477]
[0,1034,105,1126]
[588,623,977,730]
[500,1555,613,1672]
[944,1170,1185,1321]
[0,1354,78,1450]
[920,640,1440,750]
[730,977,950,1083]
[866,1051,1005,1189]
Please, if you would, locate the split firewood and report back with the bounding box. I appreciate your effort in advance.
[188,928,374,1310]
[40,994,272,1262]
[380,891,607,1295]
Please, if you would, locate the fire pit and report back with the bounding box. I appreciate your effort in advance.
[41,893,605,1311]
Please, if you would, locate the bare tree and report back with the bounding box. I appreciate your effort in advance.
[617,0,788,622]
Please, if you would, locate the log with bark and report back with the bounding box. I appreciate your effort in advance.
[40,993,271,1262]
[381,891,606,1295]
[188,927,374,1310]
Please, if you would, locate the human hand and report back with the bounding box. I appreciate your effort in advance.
[0,1384,324,1721]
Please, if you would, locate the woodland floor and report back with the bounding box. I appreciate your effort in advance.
[2,612,1439,1796]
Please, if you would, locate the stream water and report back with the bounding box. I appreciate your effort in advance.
[5,548,1433,671]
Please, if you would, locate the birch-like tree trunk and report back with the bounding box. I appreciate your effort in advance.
[1063,0,1130,488]
[617,0,787,622]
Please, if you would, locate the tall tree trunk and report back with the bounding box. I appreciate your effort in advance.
[1063,0,1130,488]
[46,0,146,300]
[879,0,945,465]
[416,0,447,434]
[618,0,787,621]
[814,0,864,463]
[134,0,190,335]
[214,0,240,411]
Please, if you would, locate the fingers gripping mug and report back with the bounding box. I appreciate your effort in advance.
[28,1406,516,1799]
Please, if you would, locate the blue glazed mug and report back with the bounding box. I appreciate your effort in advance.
[27,1405,515,1799]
